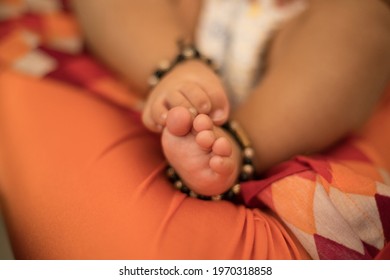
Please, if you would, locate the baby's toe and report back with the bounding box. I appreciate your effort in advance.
[193,114,213,132]
[179,83,212,114]
[151,103,168,127]
[166,107,193,136]
[209,155,234,175]
[196,130,215,150]
[212,137,232,157]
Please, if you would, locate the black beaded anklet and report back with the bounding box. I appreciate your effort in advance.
[166,120,255,201]
[222,120,256,183]
[148,40,218,88]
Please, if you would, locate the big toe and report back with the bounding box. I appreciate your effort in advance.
[166,106,193,136]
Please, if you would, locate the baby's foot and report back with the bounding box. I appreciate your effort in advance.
[162,106,240,196]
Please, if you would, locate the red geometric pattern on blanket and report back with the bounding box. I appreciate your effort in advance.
[322,139,374,163]
[241,137,390,259]
[0,2,139,110]
[241,138,370,207]
[376,194,390,241]
[42,47,108,86]
[364,242,381,259]
[19,13,45,35]
[375,243,390,259]
[314,235,371,260]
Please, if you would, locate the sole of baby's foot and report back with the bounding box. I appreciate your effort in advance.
[162,106,240,196]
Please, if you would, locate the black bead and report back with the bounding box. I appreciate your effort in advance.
[225,190,235,200]
[198,195,211,201]
[240,173,251,182]
[180,185,190,194]
[166,169,179,182]
[154,69,166,79]
[176,54,185,63]
[193,49,201,58]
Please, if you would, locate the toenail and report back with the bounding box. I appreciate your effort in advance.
[189,107,197,116]
[200,102,211,113]
[160,112,167,120]
[211,109,225,121]
[156,124,163,132]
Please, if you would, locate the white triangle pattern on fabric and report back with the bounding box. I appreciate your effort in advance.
[313,183,365,254]
[329,187,384,250]
[283,220,319,259]
[13,49,57,77]
[376,181,390,197]
[378,168,390,186]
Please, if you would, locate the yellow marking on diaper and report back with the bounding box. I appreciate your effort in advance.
[248,1,262,17]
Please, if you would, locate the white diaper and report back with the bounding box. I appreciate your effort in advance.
[196,0,307,107]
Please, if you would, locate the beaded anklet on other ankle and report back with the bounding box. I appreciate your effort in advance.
[148,40,218,88]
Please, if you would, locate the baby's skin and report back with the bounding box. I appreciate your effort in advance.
[142,60,241,196]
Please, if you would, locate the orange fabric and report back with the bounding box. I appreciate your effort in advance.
[272,176,317,235]
[358,88,390,171]
[43,12,79,40]
[0,30,31,66]
[0,70,308,259]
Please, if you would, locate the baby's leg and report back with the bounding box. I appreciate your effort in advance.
[162,107,240,196]
[233,0,390,172]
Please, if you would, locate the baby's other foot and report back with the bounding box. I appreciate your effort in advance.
[162,107,240,196]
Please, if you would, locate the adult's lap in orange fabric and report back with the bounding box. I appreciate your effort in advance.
[0,71,307,259]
